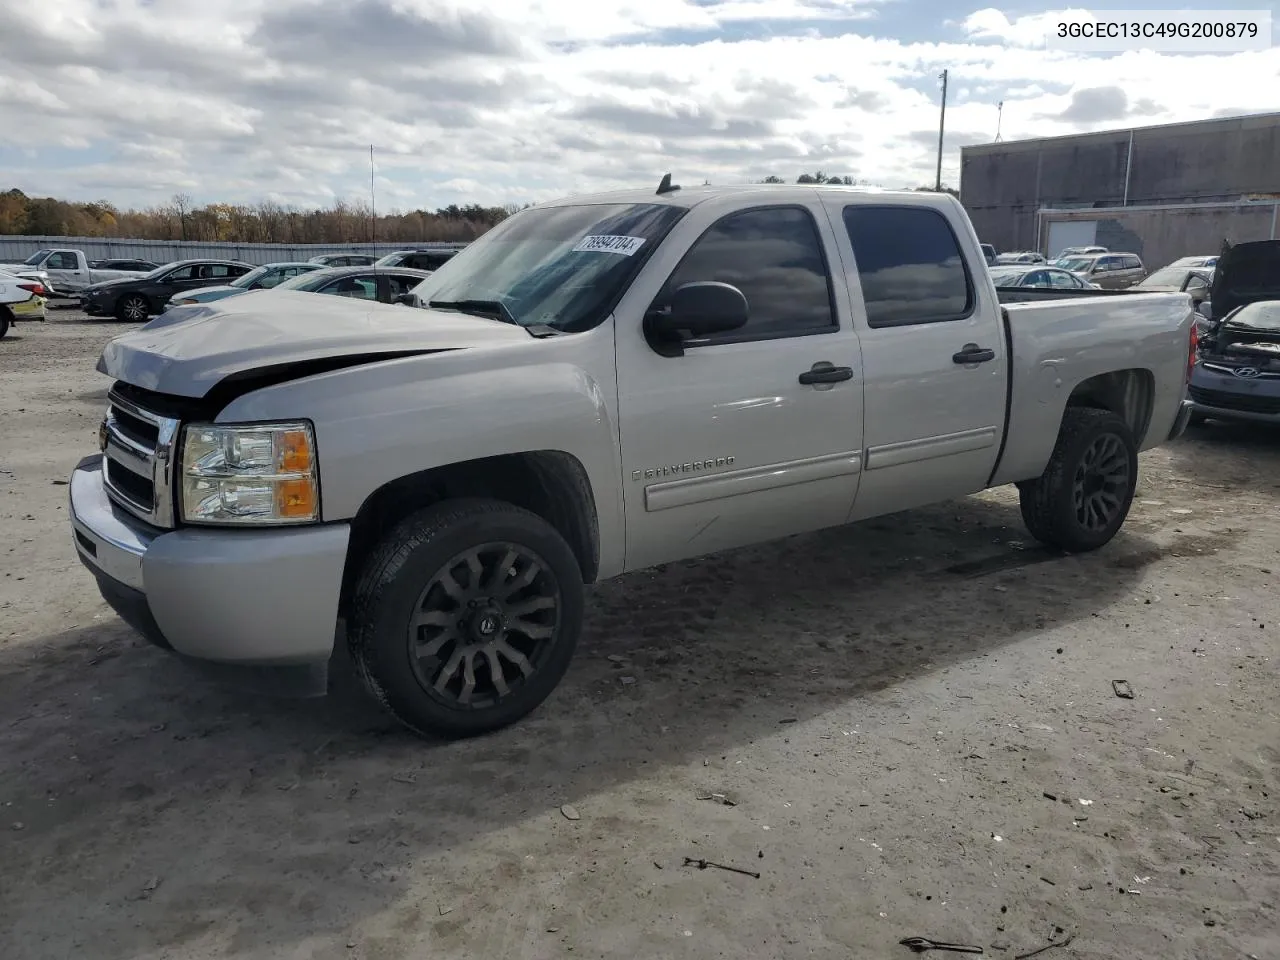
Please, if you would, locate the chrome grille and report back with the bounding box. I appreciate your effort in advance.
[102,390,180,528]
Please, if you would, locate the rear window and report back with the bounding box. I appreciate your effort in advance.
[842,205,974,327]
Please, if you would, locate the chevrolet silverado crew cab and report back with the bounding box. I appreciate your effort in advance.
[69,181,1196,739]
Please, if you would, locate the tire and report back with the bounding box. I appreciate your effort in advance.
[1018,406,1138,553]
[0,308,10,340]
[347,498,585,739]
[116,294,149,322]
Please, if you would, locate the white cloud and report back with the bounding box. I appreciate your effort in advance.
[0,0,1276,210]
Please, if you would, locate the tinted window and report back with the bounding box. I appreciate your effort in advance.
[1024,270,1049,287]
[321,276,377,299]
[165,265,197,282]
[663,206,833,340]
[386,274,421,298]
[1123,255,1142,270]
[843,205,973,327]
[200,264,234,279]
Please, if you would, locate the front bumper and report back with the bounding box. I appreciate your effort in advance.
[1188,368,1280,425]
[69,454,351,695]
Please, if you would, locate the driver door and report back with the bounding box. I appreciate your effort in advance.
[613,197,864,573]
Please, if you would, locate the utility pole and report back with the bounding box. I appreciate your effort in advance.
[935,69,948,192]
[995,100,1004,142]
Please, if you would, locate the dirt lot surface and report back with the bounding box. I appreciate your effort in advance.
[1,308,1278,960]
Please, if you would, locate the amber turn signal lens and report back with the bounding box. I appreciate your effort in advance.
[275,478,317,520]
[279,429,313,473]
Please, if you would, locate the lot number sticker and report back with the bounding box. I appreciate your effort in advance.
[572,235,647,256]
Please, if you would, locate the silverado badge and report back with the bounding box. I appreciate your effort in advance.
[632,456,735,482]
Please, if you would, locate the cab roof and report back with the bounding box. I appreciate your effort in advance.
[537,182,944,210]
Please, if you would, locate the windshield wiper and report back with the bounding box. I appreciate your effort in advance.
[428,298,518,325]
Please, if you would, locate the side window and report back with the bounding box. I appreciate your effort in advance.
[1091,259,1111,274]
[1024,270,1049,287]
[165,265,196,282]
[386,274,420,298]
[322,276,376,299]
[1049,270,1078,289]
[49,252,78,269]
[202,264,232,279]
[663,205,834,341]
[842,205,973,328]
[1124,256,1143,271]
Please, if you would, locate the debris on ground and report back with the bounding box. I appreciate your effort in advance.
[1112,679,1134,699]
[899,935,984,953]
[695,792,737,806]
[682,856,760,879]
[560,804,580,821]
[1013,935,1074,960]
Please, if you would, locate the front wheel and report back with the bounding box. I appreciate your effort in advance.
[1019,407,1138,553]
[116,294,149,322]
[0,309,10,340]
[347,499,584,739]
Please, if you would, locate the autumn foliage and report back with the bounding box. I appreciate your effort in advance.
[0,189,515,243]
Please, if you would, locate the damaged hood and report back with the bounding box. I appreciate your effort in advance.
[97,289,532,398]
[1208,238,1280,319]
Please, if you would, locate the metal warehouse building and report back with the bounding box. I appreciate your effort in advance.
[959,112,1280,267]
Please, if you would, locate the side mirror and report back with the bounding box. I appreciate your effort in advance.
[645,281,748,356]
[1197,300,1212,318]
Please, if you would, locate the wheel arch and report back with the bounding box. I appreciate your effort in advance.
[1064,368,1154,445]
[338,450,600,619]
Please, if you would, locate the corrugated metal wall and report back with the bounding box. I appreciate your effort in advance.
[0,236,470,266]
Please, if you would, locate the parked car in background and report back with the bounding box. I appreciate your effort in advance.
[1170,255,1218,268]
[980,243,997,265]
[995,251,1047,265]
[374,249,460,271]
[307,253,380,267]
[164,262,325,309]
[70,182,1195,738]
[989,265,1099,290]
[270,264,433,303]
[0,270,50,337]
[1058,245,1108,257]
[81,259,254,321]
[7,249,154,294]
[1055,252,1146,289]
[1134,265,1214,310]
[1187,239,1280,425]
[92,258,161,272]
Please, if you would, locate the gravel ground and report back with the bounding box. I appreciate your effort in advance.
[1,307,1278,960]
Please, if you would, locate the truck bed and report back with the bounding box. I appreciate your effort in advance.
[990,291,1195,487]
[994,285,1152,304]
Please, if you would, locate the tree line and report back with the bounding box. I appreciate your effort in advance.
[0,175,959,244]
[0,189,516,243]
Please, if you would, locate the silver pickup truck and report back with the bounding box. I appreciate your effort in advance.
[68,182,1196,738]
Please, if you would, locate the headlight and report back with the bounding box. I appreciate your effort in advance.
[180,422,319,525]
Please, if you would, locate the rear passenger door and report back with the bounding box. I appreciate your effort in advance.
[827,201,1008,521]
[614,199,864,572]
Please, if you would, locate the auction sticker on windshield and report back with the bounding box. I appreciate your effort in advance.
[572,235,647,256]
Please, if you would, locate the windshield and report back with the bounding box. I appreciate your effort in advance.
[232,266,271,288]
[410,202,688,331]
[23,250,50,266]
[1140,268,1191,287]
[1224,302,1280,331]
[1054,258,1093,271]
[275,268,330,291]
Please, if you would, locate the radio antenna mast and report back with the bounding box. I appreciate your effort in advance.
[369,144,376,245]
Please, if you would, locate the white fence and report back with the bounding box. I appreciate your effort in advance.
[0,236,470,267]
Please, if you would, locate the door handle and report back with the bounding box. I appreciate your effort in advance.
[952,343,996,364]
[798,362,854,385]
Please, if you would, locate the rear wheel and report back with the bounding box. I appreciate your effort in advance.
[116,294,149,322]
[1019,407,1138,553]
[347,499,584,739]
[0,308,10,339]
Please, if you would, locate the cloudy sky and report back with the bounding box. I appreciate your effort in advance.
[1,0,1277,211]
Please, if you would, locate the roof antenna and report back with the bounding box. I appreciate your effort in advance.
[656,172,681,196]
